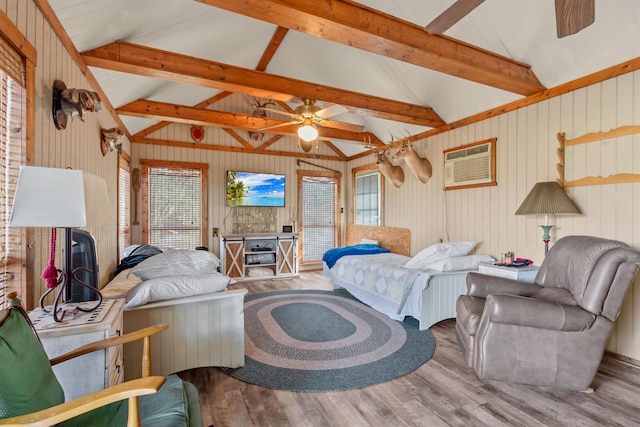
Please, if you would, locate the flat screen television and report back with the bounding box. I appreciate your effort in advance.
[226,170,285,207]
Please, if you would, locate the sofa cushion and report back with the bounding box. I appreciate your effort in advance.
[0,308,65,419]
[58,374,197,427]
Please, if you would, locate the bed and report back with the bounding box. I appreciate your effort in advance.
[324,224,490,330]
[102,247,246,381]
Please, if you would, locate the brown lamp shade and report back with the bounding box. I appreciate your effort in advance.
[515,182,580,215]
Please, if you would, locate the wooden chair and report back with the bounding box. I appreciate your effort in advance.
[0,293,203,426]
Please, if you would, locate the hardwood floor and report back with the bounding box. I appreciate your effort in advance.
[178,272,640,427]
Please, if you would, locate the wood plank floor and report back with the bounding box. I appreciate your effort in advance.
[178,272,640,427]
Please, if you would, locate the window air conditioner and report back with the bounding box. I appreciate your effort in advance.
[444,139,495,190]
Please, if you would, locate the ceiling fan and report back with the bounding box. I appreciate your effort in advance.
[257,98,365,151]
[424,0,595,39]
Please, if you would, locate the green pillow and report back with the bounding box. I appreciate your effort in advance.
[0,308,65,418]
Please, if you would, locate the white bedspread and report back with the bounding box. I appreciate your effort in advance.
[327,253,422,317]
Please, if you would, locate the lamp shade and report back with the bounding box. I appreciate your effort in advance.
[9,166,112,227]
[515,181,580,216]
[297,122,318,142]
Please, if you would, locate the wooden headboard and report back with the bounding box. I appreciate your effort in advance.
[345,224,411,256]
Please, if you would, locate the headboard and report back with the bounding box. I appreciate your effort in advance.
[345,224,411,256]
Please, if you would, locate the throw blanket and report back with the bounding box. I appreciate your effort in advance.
[323,244,390,269]
[329,253,420,314]
[113,244,162,276]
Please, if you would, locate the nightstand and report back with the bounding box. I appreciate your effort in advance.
[29,298,125,401]
[478,263,539,283]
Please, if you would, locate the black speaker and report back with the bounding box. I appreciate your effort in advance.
[282,225,293,233]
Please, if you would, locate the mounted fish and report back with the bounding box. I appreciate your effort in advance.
[394,138,432,183]
[375,145,404,188]
[52,80,102,130]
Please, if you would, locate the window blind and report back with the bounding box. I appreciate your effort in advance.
[118,157,131,260]
[355,171,380,226]
[301,175,337,263]
[0,37,26,308]
[147,166,203,249]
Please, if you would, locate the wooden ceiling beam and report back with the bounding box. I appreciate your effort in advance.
[117,99,383,144]
[82,40,444,127]
[197,0,546,96]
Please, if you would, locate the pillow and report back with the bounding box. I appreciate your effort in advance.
[125,273,230,309]
[403,241,476,270]
[130,249,220,280]
[247,267,275,277]
[360,238,379,245]
[424,254,495,271]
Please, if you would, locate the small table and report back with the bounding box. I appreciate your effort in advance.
[478,263,539,283]
[29,299,125,401]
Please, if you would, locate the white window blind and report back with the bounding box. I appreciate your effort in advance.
[300,175,338,263]
[355,171,381,226]
[118,156,130,260]
[0,36,26,308]
[145,164,206,249]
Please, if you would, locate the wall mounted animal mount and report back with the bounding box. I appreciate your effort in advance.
[52,80,102,130]
[375,148,404,188]
[247,96,276,142]
[394,139,432,183]
[100,127,124,156]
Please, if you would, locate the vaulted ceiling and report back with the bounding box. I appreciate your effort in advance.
[42,0,640,160]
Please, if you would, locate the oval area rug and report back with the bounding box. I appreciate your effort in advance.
[220,289,436,392]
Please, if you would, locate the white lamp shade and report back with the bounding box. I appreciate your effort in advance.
[9,166,112,227]
[297,123,318,142]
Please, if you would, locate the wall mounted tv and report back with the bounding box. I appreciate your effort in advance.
[226,170,285,207]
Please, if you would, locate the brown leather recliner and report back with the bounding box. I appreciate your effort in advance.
[455,235,640,391]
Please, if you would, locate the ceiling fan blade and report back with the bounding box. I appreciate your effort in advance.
[257,121,298,132]
[315,103,348,119]
[317,119,365,133]
[424,0,485,34]
[555,0,595,38]
[257,106,299,118]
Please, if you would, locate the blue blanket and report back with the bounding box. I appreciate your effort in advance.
[322,244,390,269]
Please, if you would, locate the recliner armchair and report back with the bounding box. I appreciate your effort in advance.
[455,235,640,391]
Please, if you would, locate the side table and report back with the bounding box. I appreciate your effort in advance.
[477,263,539,283]
[29,298,125,401]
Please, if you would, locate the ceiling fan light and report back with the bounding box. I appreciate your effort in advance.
[299,138,314,152]
[298,122,318,142]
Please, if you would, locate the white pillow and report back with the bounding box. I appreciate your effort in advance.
[130,249,220,280]
[403,241,476,270]
[247,267,275,277]
[360,238,379,245]
[425,254,495,271]
[125,273,230,309]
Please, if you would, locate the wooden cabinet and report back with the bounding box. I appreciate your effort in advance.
[29,299,125,401]
[220,233,298,281]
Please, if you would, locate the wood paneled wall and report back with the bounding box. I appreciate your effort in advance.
[3,1,124,308]
[348,69,640,361]
[131,92,348,262]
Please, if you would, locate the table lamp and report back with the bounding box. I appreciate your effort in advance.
[515,181,580,254]
[9,166,111,322]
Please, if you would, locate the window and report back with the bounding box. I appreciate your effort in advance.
[0,16,34,309]
[140,160,208,250]
[352,165,384,226]
[298,170,340,264]
[117,153,131,261]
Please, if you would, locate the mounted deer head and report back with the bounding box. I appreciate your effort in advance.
[393,138,432,183]
[248,97,275,142]
[375,147,404,188]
